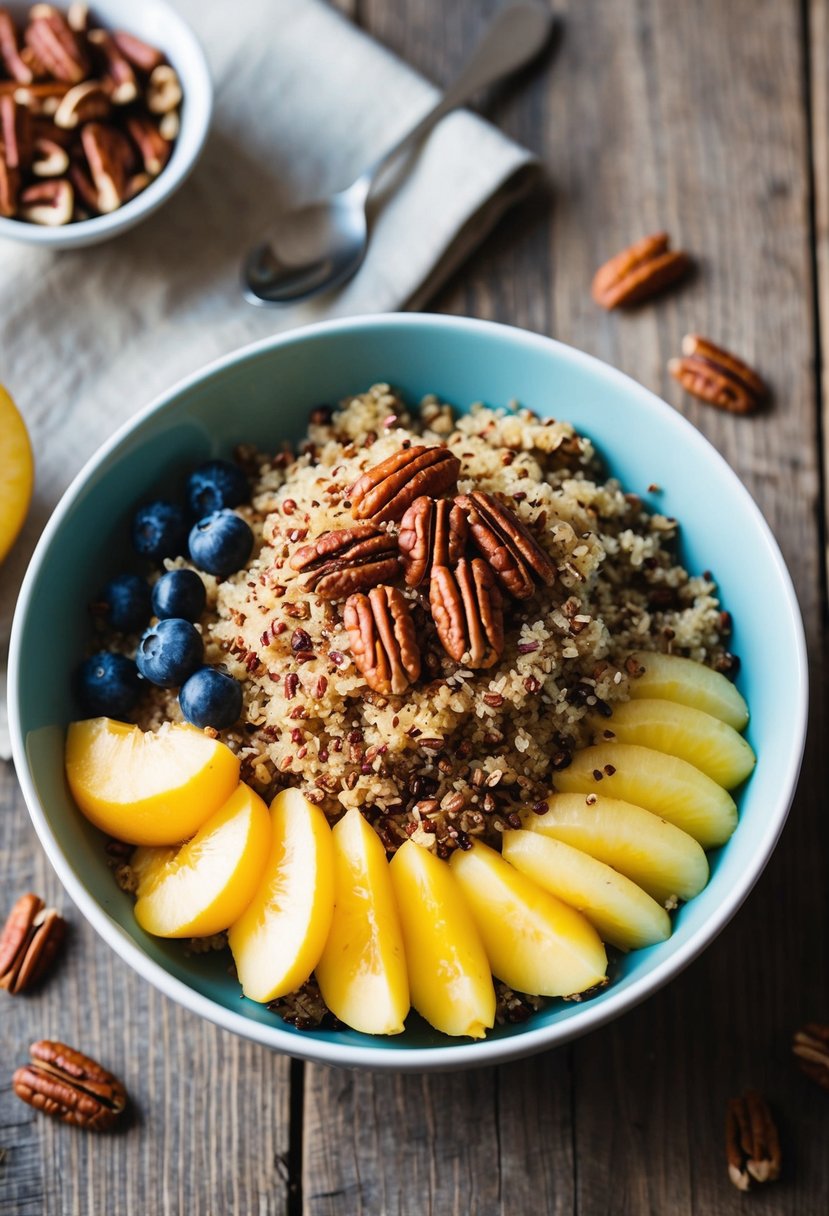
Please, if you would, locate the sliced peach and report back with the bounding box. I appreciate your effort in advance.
[65,718,240,845]
[522,794,709,904]
[502,829,671,951]
[389,840,495,1039]
[316,808,409,1035]
[228,788,335,1004]
[133,783,270,938]
[553,743,737,848]
[0,384,34,565]
[627,651,749,731]
[449,840,606,997]
[599,698,755,788]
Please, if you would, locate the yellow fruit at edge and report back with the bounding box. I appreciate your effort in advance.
[449,840,607,998]
[522,794,709,904]
[65,718,241,846]
[228,788,335,1004]
[0,384,34,565]
[389,841,495,1039]
[502,830,671,952]
[598,697,755,789]
[627,651,749,731]
[316,808,410,1036]
[553,743,737,849]
[133,783,271,938]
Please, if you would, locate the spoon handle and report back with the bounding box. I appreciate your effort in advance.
[360,2,555,189]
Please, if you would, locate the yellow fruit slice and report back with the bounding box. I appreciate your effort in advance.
[627,651,749,731]
[502,830,671,952]
[522,794,709,904]
[315,808,409,1035]
[553,743,737,849]
[0,384,34,565]
[228,788,335,1004]
[133,783,271,938]
[389,841,495,1039]
[65,718,241,846]
[449,840,606,998]
[599,698,755,788]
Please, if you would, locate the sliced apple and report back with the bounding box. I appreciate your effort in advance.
[449,840,606,998]
[228,788,335,1004]
[502,829,671,951]
[553,743,737,849]
[389,840,495,1039]
[133,783,271,938]
[522,794,709,904]
[65,718,241,846]
[627,651,749,731]
[599,698,755,788]
[315,808,409,1035]
[0,383,34,565]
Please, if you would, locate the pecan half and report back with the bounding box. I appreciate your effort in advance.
[430,559,504,669]
[350,445,461,524]
[19,177,73,224]
[725,1091,781,1191]
[343,585,421,695]
[81,121,132,212]
[0,7,33,82]
[591,232,692,309]
[25,5,89,83]
[792,1023,829,1091]
[53,79,111,129]
[0,893,65,994]
[13,1040,127,1131]
[669,334,767,414]
[111,29,164,74]
[125,112,170,176]
[398,496,467,587]
[456,490,556,599]
[87,29,138,104]
[290,525,400,600]
[0,92,32,170]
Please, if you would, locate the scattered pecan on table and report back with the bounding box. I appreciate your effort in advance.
[0,892,65,995]
[349,444,461,524]
[591,232,692,309]
[430,558,504,669]
[343,585,421,695]
[398,495,467,587]
[290,524,400,600]
[13,1040,127,1131]
[669,334,768,414]
[792,1023,829,1091]
[456,490,556,599]
[725,1090,781,1191]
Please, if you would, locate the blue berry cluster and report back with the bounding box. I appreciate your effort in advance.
[76,459,253,731]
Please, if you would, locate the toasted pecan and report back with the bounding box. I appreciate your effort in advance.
[669,334,767,414]
[398,496,467,587]
[350,445,460,524]
[592,232,691,309]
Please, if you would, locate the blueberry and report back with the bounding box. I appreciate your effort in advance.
[152,569,206,622]
[186,460,249,518]
[189,510,253,577]
[132,500,188,562]
[93,573,152,634]
[136,618,204,688]
[179,667,243,730]
[76,652,141,718]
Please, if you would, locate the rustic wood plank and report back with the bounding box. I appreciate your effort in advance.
[0,761,292,1216]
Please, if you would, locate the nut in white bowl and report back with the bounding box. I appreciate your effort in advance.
[0,0,212,249]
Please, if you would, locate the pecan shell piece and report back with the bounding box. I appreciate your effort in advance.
[792,1023,829,1091]
[290,525,400,600]
[0,893,65,994]
[25,5,89,83]
[592,232,692,309]
[725,1090,781,1191]
[398,495,468,588]
[350,445,461,524]
[430,558,504,669]
[457,490,556,600]
[343,585,421,695]
[13,1040,127,1131]
[669,334,767,414]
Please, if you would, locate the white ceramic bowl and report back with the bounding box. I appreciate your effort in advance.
[0,0,212,249]
[9,315,808,1070]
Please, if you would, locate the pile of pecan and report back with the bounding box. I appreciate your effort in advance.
[0,3,180,224]
[290,442,557,697]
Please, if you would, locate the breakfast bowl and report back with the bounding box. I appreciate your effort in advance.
[0,0,212,249]
[9,313,807,1071]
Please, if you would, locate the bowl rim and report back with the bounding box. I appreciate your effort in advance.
[0,0,213,248]
[8,313,809,1070]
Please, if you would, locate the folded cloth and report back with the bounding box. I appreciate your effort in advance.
[0,0,539,758]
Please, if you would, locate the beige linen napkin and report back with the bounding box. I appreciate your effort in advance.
[0,0,539,758]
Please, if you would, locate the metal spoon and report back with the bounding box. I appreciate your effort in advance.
[242,2,555,306]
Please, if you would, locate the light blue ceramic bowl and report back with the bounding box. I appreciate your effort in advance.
[9,314,807,1071]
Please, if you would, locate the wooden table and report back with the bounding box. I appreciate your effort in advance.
[3,1,828,1211]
